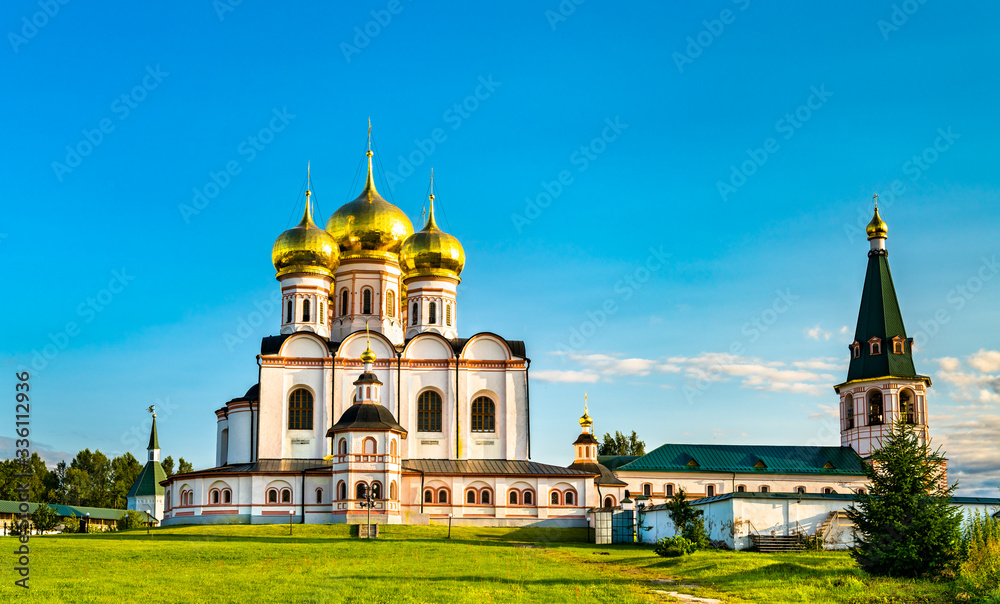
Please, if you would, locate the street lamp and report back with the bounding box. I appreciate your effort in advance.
[358,485,377,539]
[447,514,453,539]
[145,509,152,536]
[84,513,90,534]
[289,510,294,536]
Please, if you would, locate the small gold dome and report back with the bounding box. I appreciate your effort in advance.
[399,194,465,281]
[866,206,888,240]
[272,192,339,278]
[326,151,414,261]
[360,346,377,365]
[579,403,593,428]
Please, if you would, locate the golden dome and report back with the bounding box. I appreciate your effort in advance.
[399,192,465,281]
[325,151,414,261]
[360,345,377,365]
[579,396,593,428]
[272,192,339,278]
[866,206,888,240]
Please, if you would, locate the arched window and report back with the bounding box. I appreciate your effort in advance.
[211,489,220,504]
[737,485,746,493]
[338,438,347,455]
[319,301,324,324]
[437,489,449,504]
[870,338,882,356]
[868,390,884,426]
[604,496,614,508]
[857,487,866,495]
[418,390,443,432]
[760,485,770,493]
[371,482,382,499]
[288,388,313,430]
[337,481,347,501]
[429,302,437,324]
[845,394,855,430]
[550,491,560,505]
[356,483,368,499]
[286,300,293,323]
[523,490,534,506]
[564,490,574,505]
[363,437,376,454]
[795,486,806,495]
[390,481,397,500]
[385,290,395,317]
[665,484,674,497]
[267,489,278,503]
[481,489,491,505]
[315,488,323,504]
[707,485,716,497]
[471,396,495,433]
[642,483,651,497]
[412,302,419,325]
[851,341,861,359]
[446,304,452,326]
[366,386,371,399]
[390,439,397,456]
[165,491,171,510]
[509,490,519,505]
[341,290,349,316]
[362,289,372,314]
[467,489,477,504]
[823,487,835,494]
[424,489,433,503]
[900,389,916,424]
[281,488,291,503]
[302,298,311,322]
[893,337,904,354]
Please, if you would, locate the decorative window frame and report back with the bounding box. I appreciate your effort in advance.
[869,337,882,356]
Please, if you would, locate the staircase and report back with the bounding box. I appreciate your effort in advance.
[749,533,806,552]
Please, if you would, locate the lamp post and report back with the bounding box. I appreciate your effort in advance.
[289,510,293,536]
[145,509,152,536]
[358,486,377,538]
[83,513,90,534]
[447,514,453,539]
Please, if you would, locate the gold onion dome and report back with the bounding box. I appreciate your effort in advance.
[325,151,414,261]
[866,206,888,240]
[579,402,593,428]
[399,192,465,281]
[360,345,377,365]
[272,192,339,278]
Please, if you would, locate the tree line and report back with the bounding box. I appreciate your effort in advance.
[0,449,192,509]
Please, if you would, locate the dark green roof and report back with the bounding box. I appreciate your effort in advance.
[127,461,167,497]
[148,418,160,450]
[846,250,918,382]
[597,455,640,470]
[0,500,150,521]
[644,492,1000,508]
[618,444,867,476]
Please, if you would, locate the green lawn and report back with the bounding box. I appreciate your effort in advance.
[0,525,958,603]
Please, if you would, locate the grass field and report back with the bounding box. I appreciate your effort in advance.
[0,524,960,603]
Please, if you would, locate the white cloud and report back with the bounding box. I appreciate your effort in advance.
[839,326,850,335]
[532,370,599,383]
[969,349,1000,374]
[937,357,961,372]
[793,359,843,371]
[805,325,832,341]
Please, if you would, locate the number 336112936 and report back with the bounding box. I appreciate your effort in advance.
[15,371,30,455]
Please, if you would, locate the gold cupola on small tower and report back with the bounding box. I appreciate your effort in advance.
[272,188,340,278]
[866,205,888,240]
[399,177,466,281]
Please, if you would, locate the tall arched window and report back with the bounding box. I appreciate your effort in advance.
[845,394,855,430]
[390,439,397,456]
[467,489,477,504]
[900,389,916,424]
[522,490,534,506]
[315,488,323,503]
[438,489,449,504]
[286,300,293,323]
[302,298,311,322]
[471,396,495,432]
[363,437,376,454]
[288,388,314,430]
[604,496,614,507]
[362,289,372,314]
[337,481,347,501]
[481,489,491,505]
[267,489,278,503]
[338,438,347,455]
[385,290,395,317]
[868,389,884,426]
[509,490,519,505]
[550,491,560,505]
[371,482,382,499]
[446,304,452,326]
[390,481,397,500]
[665,484,674,497]
[564,490,574,505]
[642,484,651,497]
[211,489,220,504]
[429,302,437,324]
[412,302,419,325]
[707,485,716,497]
[319,301,324,324]
[424,489,433,503]
[341,289,349,316]
[356,483,367,499]
[223,489,231,504]
[418,391,443,432]
[281,488,291,503]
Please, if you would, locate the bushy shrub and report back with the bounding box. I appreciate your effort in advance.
[682,517,710,550]
[117,510,147,531]
[655,536,696,558]
[32,503,59,532]
[62,514,80,534]
[956,510,1000,601]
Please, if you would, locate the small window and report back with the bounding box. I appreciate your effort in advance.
[386,290,395,317]
[390,440,397,456]
[281,488,291,503]
[870,338,882,356]
[642,484,651,497]
[523,490,534,506]
[302,298,311,322]
[319,301,324,325]
[286,300,293,323]
[424,489,433,504]
[315,488,323,503]
[857,487,866,495]
[357,483,368,499]
[471,396,495,433]
[796,486,806,495]
[223,490,231,504]
[467,490,477,504]
[893,338,904,354]
[362,289,372,314]
[341,290,349,316]
[446,304,452,326]
[900,390,916,424]
[737,485,746,493]
[338,482,346,501]
[481,489,491,505]
[845,394,855,430]
[851,342,861,359]
[437,489,448,504]
[565,491,574,505]
[604,496,614,508]
[868,389,884,426]
[665,484,674,497]
[760,485,770,493]
[267,489,278,504]
[363,437,376,454]
[412,302,419,325]
[707,485,716,497]
[211,489,220,504]
[429,301,437,324]
[823,487,835,494]
[509,490,519,505]
[550,491,560,505]
[338,439,347,455]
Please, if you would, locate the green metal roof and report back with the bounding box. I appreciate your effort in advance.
[618,444,867,476]
[0,500,148,521]
[846,251,919,382]
[643,492,1000,509]
[596,455,640,470]
[127,460,167,497]
[148,418,160,450]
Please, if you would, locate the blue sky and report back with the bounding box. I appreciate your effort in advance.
[2,1,999,494]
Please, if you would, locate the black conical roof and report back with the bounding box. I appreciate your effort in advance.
[327,403,407,436]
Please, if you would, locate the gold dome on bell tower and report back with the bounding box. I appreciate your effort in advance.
[272,186,339,278]
[399,173,466,281]
[866,203,888,240]
[579,393,594,428]
[325,144,414,261]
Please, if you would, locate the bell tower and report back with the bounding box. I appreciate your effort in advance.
[834,201,933,459]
